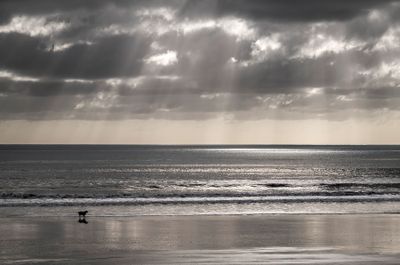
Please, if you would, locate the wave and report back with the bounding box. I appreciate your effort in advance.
[1,189,394,199]
[2,194,400,207]
[321,183,400,189]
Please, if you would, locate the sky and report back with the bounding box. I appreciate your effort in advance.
[0,0,399,144]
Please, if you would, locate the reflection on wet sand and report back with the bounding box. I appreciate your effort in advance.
[0,215,399,264]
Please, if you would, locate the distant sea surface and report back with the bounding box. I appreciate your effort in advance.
[1,145,400,216]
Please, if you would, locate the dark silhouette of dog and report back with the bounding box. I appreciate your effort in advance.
[78,210,88,224]
[78,210,88,218]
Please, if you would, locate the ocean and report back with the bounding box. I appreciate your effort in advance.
[1,145,400,216]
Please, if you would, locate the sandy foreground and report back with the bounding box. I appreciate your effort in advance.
[0,214,399,264]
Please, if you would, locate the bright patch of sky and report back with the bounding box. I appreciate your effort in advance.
[145,50,178,66]
[0,70,40,82]
[0,15,68,36]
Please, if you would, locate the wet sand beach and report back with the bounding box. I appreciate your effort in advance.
[1,214,399,264]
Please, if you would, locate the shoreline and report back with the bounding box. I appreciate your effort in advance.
[1,211,400,218]
[2,200,400,217]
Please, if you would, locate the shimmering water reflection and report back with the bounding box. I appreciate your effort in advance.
[1,215,399,264]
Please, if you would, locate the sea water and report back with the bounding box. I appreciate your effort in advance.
[1,145,399,216]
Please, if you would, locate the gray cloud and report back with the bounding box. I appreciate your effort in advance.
[1,0,395,25]
[0,0,164,24]
[181,0,395,21]
[0,33,150,79]
[0,0,400,121]
[0,79,99,97]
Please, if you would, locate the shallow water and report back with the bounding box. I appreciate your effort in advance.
[1,215,399,264]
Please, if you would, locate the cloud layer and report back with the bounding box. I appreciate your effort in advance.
[0,0,400,121]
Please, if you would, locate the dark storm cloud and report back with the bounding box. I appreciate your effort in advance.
[0,0,165,24]
[181,0,395,21]
[0,78,100,97]
[346,13,389,40]
[235,57,340,93]
[0,93,80,119]
[0,33,150,79]
[234,50,384,94]
[0,0,396,24]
